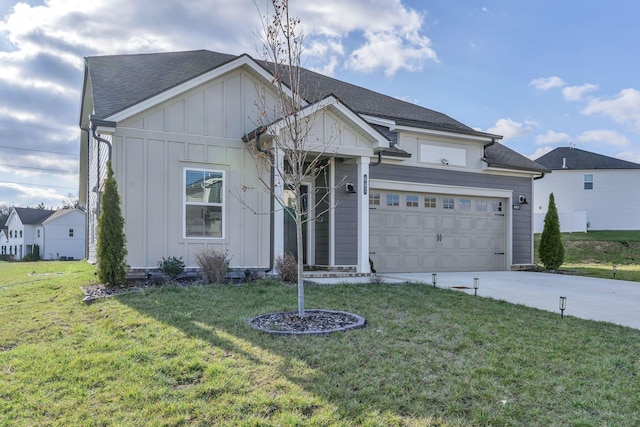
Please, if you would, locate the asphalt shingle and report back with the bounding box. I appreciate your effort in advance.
[535,147,640,170]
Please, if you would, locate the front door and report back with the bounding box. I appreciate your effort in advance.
[283,181,314,265]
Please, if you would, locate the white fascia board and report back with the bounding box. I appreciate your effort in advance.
[105,55,294,123]
[361,115,396,128]
[370,178,513,199]
[94,125,115,135]
[361,114,498,143]
[393,124,498,143]
[483,165,542,177]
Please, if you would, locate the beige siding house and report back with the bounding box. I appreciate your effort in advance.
[79,50,547,275]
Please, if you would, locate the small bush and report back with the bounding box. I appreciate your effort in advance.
[195,250,230,284]
[370,274,384,285]
[275,253,298,283]
[157,256,185,279]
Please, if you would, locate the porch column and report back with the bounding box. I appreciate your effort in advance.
[272,149,285,271]
[357,156,370,274]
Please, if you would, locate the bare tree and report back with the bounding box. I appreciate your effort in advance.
[249,0,343,317]
[61,193,81,209]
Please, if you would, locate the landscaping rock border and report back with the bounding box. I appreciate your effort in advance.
[248,309,366,335]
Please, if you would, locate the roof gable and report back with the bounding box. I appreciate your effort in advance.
[86,50,238,121]
[13,208,56,225]
[42,208,85,224]
[86,50,482,136]
[535,147,640,170]
[83,49,542,174]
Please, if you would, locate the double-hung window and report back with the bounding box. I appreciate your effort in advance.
[584,174,593,190]
[184,168,224,238]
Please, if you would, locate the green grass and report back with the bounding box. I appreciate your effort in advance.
[1,261,640,425]
[535,230,640,280]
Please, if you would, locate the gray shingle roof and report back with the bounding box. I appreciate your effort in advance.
[87,50,237,119]
[485,143,549,173]
[86,50,478,134]
[14,208,55,224]
[535,147,640,170]
[84,49,546,173]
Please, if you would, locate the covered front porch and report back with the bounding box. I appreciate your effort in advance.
[274,155,373,275]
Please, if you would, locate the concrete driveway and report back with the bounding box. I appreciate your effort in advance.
[382,271,640,330]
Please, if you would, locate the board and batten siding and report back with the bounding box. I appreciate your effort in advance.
[533,169,640,231]
[334,162,358,266]
[103,68,273,270]
[370,163,534,265]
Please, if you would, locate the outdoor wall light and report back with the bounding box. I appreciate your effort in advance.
[146,272,152,280]
[612,264,617,278]
[432,273,437,287]
[473,277,479,296]
[559,296,567,318]
[518,195,528,204]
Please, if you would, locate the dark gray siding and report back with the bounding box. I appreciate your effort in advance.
[334,162,358,265]
[314,173,330,265]
[370,164,533,265]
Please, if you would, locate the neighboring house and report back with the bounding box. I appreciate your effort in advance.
[2,207,86,260]
[534,147,640,232]
[79,50,547,274]
[0,227,8,256]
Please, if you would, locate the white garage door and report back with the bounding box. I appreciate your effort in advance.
[369,191,506,272]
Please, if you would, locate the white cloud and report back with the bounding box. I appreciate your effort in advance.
[576,129,631,147]
[534,130,572,145]
[310,55,339,76]
[297,0,438,76]
[613,150,640,164]
[485,118,534,140]
[562,83,598,101]
[582,88,640,130]
[347,30,437,76]
[529,146,554,160]
[529,76,565,90]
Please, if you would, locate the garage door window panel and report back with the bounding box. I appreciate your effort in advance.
[443,198,455,210]
[406,195,419,207]
[424,196,437,208]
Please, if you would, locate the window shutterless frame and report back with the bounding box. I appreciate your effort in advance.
[183,168,225,239]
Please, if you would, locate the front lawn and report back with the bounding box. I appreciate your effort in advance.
[1,261,639,425]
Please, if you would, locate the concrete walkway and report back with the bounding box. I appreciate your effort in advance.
[306,271,640,330]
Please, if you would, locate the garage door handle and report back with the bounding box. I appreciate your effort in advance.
[494,252,505,255]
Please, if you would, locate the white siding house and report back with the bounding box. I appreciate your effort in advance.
[2,207,86,260]
[534,147,640,232]
[42,209,87,260]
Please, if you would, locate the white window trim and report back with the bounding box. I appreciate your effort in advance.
[183,167,225,240]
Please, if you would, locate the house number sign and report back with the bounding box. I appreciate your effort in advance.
[363,174,368,195]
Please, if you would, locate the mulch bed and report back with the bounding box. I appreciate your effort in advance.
[248,310,366,335]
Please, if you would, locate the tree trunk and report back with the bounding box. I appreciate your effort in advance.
[296,208,305,317]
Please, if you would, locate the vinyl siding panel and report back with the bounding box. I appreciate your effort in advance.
[534,169,640,230]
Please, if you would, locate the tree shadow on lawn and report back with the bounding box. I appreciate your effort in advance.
[115,282,640,426]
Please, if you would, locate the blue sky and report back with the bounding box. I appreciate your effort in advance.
[1,0,639,209]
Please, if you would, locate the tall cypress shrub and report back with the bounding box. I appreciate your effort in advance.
[539,192,564,270]
[97,161,128,285]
